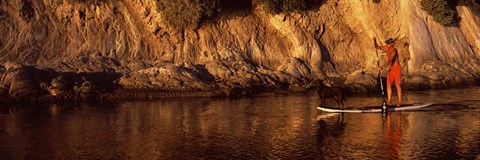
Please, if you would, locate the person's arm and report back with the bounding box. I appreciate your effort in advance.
[373,37,386,50]
[379,58,392,70]
[374,37,387,71]
[379,49,397,70]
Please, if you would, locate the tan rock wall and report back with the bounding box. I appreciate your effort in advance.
[0,0,478,91]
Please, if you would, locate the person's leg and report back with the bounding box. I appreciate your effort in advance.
[387,84,392,105]
[387,73,393,106]
[395,79,402,107]
[392,66,402,107]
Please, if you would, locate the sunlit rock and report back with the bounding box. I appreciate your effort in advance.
[47,76,68,96]
[0,0,479,102]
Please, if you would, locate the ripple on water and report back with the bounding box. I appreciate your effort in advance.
[0,87,479,159]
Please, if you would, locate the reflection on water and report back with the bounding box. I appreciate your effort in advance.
[0,87,479,159]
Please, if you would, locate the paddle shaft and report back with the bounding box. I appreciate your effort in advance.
[375,42,387,110]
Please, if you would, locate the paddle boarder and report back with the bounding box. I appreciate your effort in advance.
[373,37,402,107]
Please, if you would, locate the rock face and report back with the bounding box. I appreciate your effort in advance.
[0,0,479,102]
[0,62,37,102]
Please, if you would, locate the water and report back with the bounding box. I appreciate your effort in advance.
[0,87,479,159]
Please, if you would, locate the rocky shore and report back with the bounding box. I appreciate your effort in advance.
[1,61,478,104]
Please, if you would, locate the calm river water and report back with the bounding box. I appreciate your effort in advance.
[1,87,479,159]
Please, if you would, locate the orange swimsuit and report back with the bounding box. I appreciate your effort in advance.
[386,46,401,85]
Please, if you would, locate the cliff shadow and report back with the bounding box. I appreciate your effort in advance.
[306,0,327,11]
[210,0,254,21]
[0,65,119,103]
[31,68,123,94]
[317,39,339,76]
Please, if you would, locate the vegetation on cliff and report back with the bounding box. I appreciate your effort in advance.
[152,0,480,29]
[156,0,222,30]
[57,0,108,5]
[155,0,322,29]
[458,0,480,16]
[253,0,310,14]
[420,0,455,25]
[420,0,480,26]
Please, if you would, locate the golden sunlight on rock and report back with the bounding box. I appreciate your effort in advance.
[0,0,479,102]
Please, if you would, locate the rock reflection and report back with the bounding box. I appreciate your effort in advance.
[0,105,17,114]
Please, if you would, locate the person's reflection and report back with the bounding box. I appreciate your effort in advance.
[385,113,401,160]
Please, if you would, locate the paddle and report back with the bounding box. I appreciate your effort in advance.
[374,37,388,113]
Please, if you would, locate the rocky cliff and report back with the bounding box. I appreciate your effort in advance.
[0,0,479,102]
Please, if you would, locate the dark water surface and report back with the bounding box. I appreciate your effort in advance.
[1,87,479,159]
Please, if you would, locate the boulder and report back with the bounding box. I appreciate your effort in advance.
[0,62,37,102]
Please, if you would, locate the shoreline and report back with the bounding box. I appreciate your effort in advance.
[0,63,479,104]
[1,80,478,105]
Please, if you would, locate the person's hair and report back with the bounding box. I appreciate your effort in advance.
[385,38,395,44]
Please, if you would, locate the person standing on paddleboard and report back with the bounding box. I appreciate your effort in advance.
[373,37,402,107]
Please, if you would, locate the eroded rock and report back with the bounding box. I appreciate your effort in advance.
[0,0,480,103]
[0,62,38,102]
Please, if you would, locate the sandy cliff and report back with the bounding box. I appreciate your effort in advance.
[0,0,479,101]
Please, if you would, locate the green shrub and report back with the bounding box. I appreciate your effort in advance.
[282,0,307,13]
[458,0,480,16]
[156,0,221,30]
[253,0,281,13]
[253,0,309,14]
[53,0,107,6]
[68,0,107,5]
[420,0,455,26]
[156,0,322,29]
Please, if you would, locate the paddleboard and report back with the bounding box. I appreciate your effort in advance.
[317,103,433,113]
